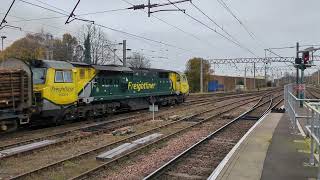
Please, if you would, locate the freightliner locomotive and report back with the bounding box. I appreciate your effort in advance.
[0,58,189,133]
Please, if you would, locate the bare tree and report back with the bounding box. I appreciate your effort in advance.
[79,24,114,65]
[127,52,151,68]
[73,44,84,62]
[28,29,54,59]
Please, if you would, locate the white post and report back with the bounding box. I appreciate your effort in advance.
[200,59,203,93]
[318,69,320,85]
[253,62,256,89]
[244,67,247,90]
[152,103,155,121]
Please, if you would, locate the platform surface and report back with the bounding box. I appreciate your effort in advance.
[261,113,317,180]
[215,112,317,180]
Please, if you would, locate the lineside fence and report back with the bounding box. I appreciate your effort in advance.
[284,84,320,179]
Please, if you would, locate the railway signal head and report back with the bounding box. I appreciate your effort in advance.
[302,51,310,64]
[295,57,302,64]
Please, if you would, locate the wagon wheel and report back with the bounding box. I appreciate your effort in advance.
[0,119,18,133]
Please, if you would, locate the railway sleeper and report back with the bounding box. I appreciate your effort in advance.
[173,165,214,176]
[183,117,204,122]
[166,171,208,179]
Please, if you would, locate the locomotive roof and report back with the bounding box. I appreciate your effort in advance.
[131,67,174,73]
[69,61,133,72]
[32,60,74,69]
[92,64,133,72]
[32,60,176,73]
[69,61,90,67]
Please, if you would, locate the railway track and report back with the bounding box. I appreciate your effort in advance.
[0,92,266,154]
[144,93,282,180]
[0,94,225,143]
[306,86,320,99]
[62,92,282,180]
[6,93,265,180]
[0,88,277,149]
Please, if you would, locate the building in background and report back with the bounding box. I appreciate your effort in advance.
[208,75,266,92]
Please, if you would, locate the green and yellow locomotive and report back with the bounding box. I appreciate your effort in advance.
[0,58,189,132]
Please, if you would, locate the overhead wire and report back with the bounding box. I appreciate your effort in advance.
[4,13,77,34]
[0,0,16,27]
[18,0,67,16]
[189,1,240,45]
[15,0,197,54]
[33,0,69,14]
[216,0,256,39]
[166,0,258,57]
[215,0,273,62]
[119,0,216,51]
[104,43,123,63]
[212,0,296,74]
[188,0,260,75]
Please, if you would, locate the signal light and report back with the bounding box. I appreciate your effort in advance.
[302,51,310,64]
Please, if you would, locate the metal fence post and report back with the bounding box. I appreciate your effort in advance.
[296,95,300,130]
[307,107,310,135]
[311,109,315,165]
[317,113,320,154]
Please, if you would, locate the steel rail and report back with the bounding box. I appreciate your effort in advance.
[66,94,269,180]
[9,94,263,180]
[143,94,280,179]
[0,92,262,153]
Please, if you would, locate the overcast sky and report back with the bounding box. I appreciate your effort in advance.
[1,0,319,77]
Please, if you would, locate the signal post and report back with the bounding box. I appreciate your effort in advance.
[295,46,320,106]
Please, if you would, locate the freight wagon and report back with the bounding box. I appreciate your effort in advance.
[0,58,189,133]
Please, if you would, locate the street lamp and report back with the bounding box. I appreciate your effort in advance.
[1,35,7,51]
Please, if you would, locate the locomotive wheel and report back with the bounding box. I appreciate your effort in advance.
[53,110,65,125]
[0,119,18,133]
[86,111,94,121]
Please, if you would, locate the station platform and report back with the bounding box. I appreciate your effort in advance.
[212,112,318,180]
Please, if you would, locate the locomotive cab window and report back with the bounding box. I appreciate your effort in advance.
[55,70,73,83]
[64,71,72,83]
[32,67,47,84]
[177,75,180,82]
